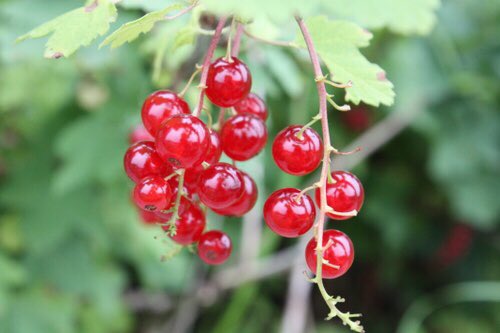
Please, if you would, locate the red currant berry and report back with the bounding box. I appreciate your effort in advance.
[197,230,232,265]
[129,124,154,144]
[133,176,173,211]
[203,129,223,165]
[155,196,192,222]
[272,125,323,176]
[263,188,316,238]
[164,202,206,245]
[205,57,252,107]
[124,141,170,183]
[234,93,268,121]
[141,90,190,136]
[156,114,210,168]
[213,172,258,217]
[315,171,364,220]
[220,114,267,161]
[197,163,245,209]
[305,229,354,279]
[138,209,158,224]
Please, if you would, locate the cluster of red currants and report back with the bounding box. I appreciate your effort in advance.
[265,125,365,279]
[124,56,268,265]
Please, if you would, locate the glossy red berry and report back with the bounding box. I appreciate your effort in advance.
[133,176,173,211]
[205,57,252,107]
[197,163,245,209]
[197,230,232,265]
[213,172,258,217]
[315,171,364,220]
[203,129,223,165]
[164,202,206,245]
[124,141,170,183]
[234,93,268,121]
[220,114,267,161]
[138,209,159,224]
[305,229,354,279]
[156,114,210,168]
[141,90,190,136]
[263,188,316,238]
[272,125,323,176]
[129,124,154,144]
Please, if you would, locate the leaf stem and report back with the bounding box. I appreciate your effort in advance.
[295,16,364,333]
[164,1,198,20]
[243,28,297,48]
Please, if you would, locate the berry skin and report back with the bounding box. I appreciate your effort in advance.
[141,90,190,136]
[156,114,210,169]
[234,93,268,121]
[164,202,206,245]
[129,124,154,144]
[315,171,364,220]
[138,209,158,224]
[220,114,267,161]
[263,188,316,238]
[203,129,223,165]
[133,176,173,211]
[197,230,232,265]
[197,163,245,210]
[305,229,354,279]
[205,57,252,107]
[272,125,323,176]
[124,141,170,183]
[213,172,258,217]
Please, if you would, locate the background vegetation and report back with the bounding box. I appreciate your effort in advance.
[0,0,499,332]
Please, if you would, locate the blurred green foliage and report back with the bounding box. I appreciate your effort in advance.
[0,0,499,333]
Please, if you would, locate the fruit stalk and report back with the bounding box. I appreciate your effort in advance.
[295,16,364,332]
[193,16,228,117]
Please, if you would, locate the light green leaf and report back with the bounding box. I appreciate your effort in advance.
[100,3,184,49]
[172,8,201,50]
[324,0,440,35]
[16,0,117,58]
[296,16,395,106]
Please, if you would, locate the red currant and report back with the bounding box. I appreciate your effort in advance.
[156,114,210,168]
[138,208,159,224]
[197,163,245,209]
[129,124,154,144]
[197,230,232,265]
[213,172,258,217]
[315,171,364,220]
[305,229,354,279]
[133,176,173,211]
[263,188,316,238]
[220,114,267,161]
[205,57,252,107]
[272,125,323,176]
[234,93,268,121]
[164,202,206,245]
[124,141,170,183]
[141,90,190,136]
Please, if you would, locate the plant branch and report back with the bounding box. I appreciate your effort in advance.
[193,16,227,117]
[296,16,364,333]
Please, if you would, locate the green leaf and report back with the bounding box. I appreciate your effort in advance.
[296,16,395,106]
[16,0,117,58]
[324,0,440,35]
[100,3,184,49]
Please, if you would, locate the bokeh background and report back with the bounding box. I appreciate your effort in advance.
[1,0,499,332]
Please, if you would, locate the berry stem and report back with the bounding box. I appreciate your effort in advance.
[163,168,186,235]
[179,65,202,97]
[193,16,228,117]
[296,113,321,140]
[295,16,364,333]
[224,18,237,62]
[231,22,244,57]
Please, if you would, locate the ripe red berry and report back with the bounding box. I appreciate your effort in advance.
[234,93,268,121]
[138,208,158,224]
[197,230,232,265]
[164,202,206,245]
[205,57,252,107]
[315,171,364,220]
[156,114,210,168]
[124,141,170,183]
[341,106,372,132]
[305,229,354,279]
[220,114,267,161]
[197,163,245,210]
[129,124,154,144]
[272,125,323,176]
[263,188,316,238]
[203,129,223,165]
[213,172,258,217]
[133,176,173,211]
[141,90,190,136]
